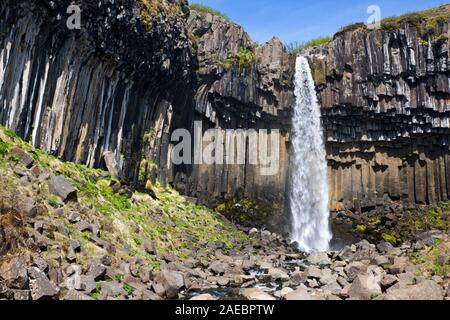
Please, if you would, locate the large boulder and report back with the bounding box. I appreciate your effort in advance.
[19,197,37,219]
[48,175,77,202]
[209,261,229,275]
[389,257,409,275]
[103,151,124,182]
[348,274,382,300]
[284,287,324,300]
[190,293,217,300]
[0,255,29,289]
[344,261,368,282]
[63,289,94,300]
[307,252,331,266]
[154,270,185,299]
[267,268,289,281]
[11,147,34,168]
[28,267,59,300]
[385,280,444,300]
[241,288,276,300]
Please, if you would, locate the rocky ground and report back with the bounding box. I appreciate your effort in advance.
[0,127,449,300]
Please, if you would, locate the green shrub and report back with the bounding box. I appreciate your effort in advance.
[138,0,186,30]
[189,3,231,22]
[224,47,254,71]
[123,283,134,296]
[48,196,59,208]
[0,141,8,157]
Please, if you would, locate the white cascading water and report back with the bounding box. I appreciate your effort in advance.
[289,56,332,253]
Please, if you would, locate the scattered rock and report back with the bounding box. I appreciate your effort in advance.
[267,268,289,281]
[380,274,398,289]
[274,287,294,298]
[307,252,331,266]
[67,212,81,224]
[344,261,368,282]
[48,175,77,202]
[305,265,322,279]
[12,289,30,300]
[103,151,124,182]
[154,270,185,299]
[0,255,29,289]
[284,287,323,300]
[64,289,94,300]
[209,261,229,275]
[321,281,342,295]
[28,267,59,300]
[11,147,34,168]
[241,288,276,301]
[385,280,444,300]
[348,274,382,300]
[88,263,106,281]
[371,255,390,267]
[142,238,156,255]
[69,239,81,252]
[190,293,216,300]
[389,257,409,275]
[19,197,37,219]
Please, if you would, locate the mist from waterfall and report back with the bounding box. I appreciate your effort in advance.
[289,56,332,253]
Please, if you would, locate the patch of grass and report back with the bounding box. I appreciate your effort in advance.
[133,236,142,246]
[381,233,400,246]
[138,0,186,30]
[286,37,332,53]
[47,196,59,208]
[123,283,134,296]
[2,127,19,140]
[0,141,9,157]
[412,238,450,277]
[354,203,449,245]
[380,5,450,38]
[89,283,102,300]
[82,232,92,242]
[189,3,231,22]
[334,22,367,38]
[355,225,367,233]
[370,293,381,300]
[8,154,20,162]
[114,274,124,283]
[332,5,450,39]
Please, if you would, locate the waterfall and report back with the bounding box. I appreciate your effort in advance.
[289,56,332,253]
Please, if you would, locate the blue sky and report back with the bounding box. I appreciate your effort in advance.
[190,0,448,44]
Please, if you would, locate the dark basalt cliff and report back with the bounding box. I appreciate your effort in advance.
[175,11,294,207]
[2,0,450,230]
[0,1,294,229]
[306,16,450,215]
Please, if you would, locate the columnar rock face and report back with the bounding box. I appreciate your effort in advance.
[171,11,295,210]
[307,19,450,212]
[0,2,295,227]
[0,0,194,182]
[3,0,450,230]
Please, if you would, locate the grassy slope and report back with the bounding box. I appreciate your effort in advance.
[0,127,250,269]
